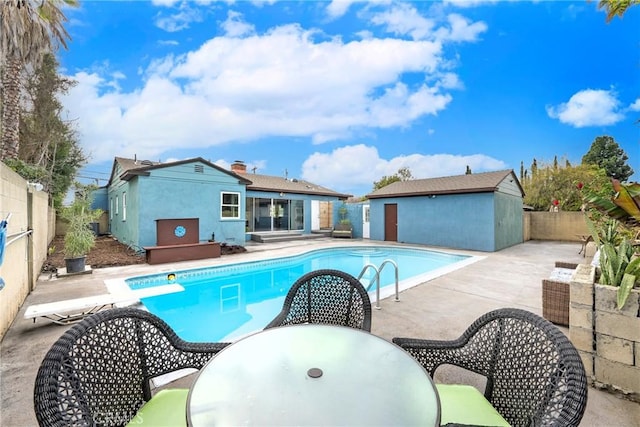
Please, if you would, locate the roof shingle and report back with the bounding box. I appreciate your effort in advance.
[366,170,520,199]
[245,173,351,198]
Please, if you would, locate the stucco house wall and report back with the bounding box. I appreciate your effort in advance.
[331,202,364,238]
[369,193,497,251]
[493,191,524,250]
[108,159,248,248]
[366,170,524,252]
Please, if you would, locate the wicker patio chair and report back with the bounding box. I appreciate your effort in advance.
[264,269,372,331]
[34,307,229,427]
[542,261,579,326]
[393,308,588,427]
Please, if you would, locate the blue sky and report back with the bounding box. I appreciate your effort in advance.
[58,0,639,197]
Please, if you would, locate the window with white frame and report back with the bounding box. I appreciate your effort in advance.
[221,192,240,219]
[115,195,119,215]
[122,192,127,221]
[110,198,113,220]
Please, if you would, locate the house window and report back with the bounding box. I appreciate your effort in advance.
[221,192,240,219]
[122,192,127,221]
[110,198,113,220]
[115,195,119,215]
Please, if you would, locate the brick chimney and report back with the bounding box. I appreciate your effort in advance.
[231,160,247,174]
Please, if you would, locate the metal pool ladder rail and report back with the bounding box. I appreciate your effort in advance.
[357,259,399,309]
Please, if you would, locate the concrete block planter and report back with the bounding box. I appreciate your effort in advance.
[569,264,640,402]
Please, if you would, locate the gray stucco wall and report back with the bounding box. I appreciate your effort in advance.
[493,191,524,250]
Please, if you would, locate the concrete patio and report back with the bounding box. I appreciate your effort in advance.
[1,239,639,426]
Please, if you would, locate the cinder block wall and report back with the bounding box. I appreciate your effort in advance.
[526,211,589,241]
[0,163,53,341]
[570,264,640,402]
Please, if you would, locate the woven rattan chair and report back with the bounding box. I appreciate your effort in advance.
[264,269,372,331]
[542,261,579,326]
[34,307,229,427]
[393,308,588,427]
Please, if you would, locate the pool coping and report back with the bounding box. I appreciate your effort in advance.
[104,241,485,309]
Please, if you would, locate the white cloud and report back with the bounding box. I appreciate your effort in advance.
[63,23,464,163]
[546,89,624,127]
[301,144,508,195]
[222,11,255,37]
[151,0,181,6]
[155,5,204,32]
[437,13,488,42]
[444,0,500,8]
[437,72,463,89]
[370,3,436,40]
[326,0,360,19]
[628,98,640,112]
[370,4,487,43]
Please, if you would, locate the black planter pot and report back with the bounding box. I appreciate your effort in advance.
[65,256,86,273]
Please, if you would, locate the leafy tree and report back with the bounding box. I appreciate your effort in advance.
[523,160,611,211]
[520,161,524,181]
[598,0,639,22]
[18,53,84,207]
[582,135,634,181]
[373,167,413,190]
[0,0,77,161]
[531,158,538,178]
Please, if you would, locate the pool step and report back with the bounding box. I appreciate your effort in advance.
[250,232,330,243]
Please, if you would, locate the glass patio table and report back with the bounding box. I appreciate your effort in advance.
[187,324,440,426]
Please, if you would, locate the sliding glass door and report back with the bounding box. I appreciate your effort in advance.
[246,198,304,232]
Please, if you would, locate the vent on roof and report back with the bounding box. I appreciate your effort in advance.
[194,165,204,173]
[292,178,298,182]
[141,160,154,165]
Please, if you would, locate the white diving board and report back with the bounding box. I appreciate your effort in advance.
[24,284,184,325]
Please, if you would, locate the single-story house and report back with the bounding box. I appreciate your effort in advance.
[365,170,524,252]
[98,157,350,249]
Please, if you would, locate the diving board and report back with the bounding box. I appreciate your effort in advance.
[24,284,184,325]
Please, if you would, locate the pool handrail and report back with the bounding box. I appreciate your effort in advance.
[357,259,399,309]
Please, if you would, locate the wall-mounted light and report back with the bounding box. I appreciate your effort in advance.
[279,192,284,197]
[429,195,436,199]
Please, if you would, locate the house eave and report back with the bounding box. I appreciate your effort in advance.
[248,185,351,199]
[366,187,497,199]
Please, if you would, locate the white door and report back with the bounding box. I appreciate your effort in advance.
[362,204,370,239]
[311,200,320,231]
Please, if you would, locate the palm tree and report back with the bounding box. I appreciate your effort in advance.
[0,0,76,161]
[598,0,640,22]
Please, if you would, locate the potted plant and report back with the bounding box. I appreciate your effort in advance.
[337,203,351,225]
[60,184,103,273]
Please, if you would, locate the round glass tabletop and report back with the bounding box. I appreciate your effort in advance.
[188,324,440,426]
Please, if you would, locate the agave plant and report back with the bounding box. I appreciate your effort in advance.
[585,216,640,309]
[598,239,640,309]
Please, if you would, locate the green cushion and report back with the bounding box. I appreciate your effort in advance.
[436,384,511,427]
[126,388,188,426]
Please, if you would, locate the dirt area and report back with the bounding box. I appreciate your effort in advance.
[42,235,246,273]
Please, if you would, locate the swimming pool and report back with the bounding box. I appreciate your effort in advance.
[122,245,479,342]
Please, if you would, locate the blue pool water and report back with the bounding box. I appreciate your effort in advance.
[126,246,472,342]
